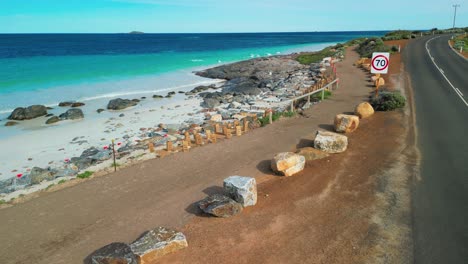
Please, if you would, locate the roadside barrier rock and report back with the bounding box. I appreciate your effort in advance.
[271,152,306,177]
[334,114,360,133]
[198,194,243,217]
[314,131,348,153]
[129,227,188,264]
[354,102,375,119]
[223,176,257,207]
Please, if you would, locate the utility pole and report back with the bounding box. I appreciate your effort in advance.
[453,4,460,29]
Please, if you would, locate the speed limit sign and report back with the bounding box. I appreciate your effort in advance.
[371,52,390,74]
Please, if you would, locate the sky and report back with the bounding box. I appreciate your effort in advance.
[0,0,467,33]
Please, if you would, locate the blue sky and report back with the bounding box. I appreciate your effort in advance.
[0,0,467,33]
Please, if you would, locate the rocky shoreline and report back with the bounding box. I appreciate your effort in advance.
[0,51,339,199]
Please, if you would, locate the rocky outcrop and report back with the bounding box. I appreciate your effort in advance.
[334,114,360,133]
[186,84,217,95]
[198,194,243,217]
[223,176,257,207]
[314,131,348,153]
[271,152,306,176]
[296,147,330,161]
[8,105,47,120]
[90,242,137,264]
[59,108,84,120]
[30,167,56,185]
[71,147,111,170]
[130,227,188,264]
[107,98,138,110]
[355,102,375,118]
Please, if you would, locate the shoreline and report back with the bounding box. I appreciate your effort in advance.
[0,41,342,202]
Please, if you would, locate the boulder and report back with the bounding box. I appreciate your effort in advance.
[130,227,188,264]
[59,108,84,120]
[202,98,220,109]
[55,166,79,178]
[45,116,60,124]
[107,98,138,110]
[71,102,85,107]
[334,114,360,133]
[58,101,73,107]
[30,167,56,184]
[296,147,330,161]
[314,131,348,153]
[198,194,243,217]
[354,102,375,119]
[210,114,223,122]
[223,176,257,207]
[70,157,94,170]
[271,152,305,177]
[90,242,137,264]
[5,121,18,127]
[97,108,105,114]
[8,105,47,120]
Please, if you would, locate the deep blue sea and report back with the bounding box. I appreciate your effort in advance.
[0,31,386,114]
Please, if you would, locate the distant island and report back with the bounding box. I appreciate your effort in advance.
[129,31,144,34]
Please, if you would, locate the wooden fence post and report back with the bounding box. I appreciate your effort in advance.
[166,141,173,152]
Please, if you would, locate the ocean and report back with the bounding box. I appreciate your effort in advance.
[0,32,386,116]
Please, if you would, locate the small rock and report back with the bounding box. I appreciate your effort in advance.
[210,114,223,122]
[119,114,125,117]
[90,242,137,264]
[97,109,105,114]
[130,227,188,263]
[71,102,85,107]
[271,152,305,176]
[354,102,375,119]
[314,131,348,153]
[58,101,73,107]
[59,109,84,120]
[334,114,360,133]
[107,98,138,110]
[45,116,60,124]
[223,176,257,207]
[5,121,18,127]
[153,95,164,99]
[198,194,243,217]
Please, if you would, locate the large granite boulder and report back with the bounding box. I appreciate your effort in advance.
[30,167,56,185]
[107,98,138,110]
[334,114,360,133]
[90,242,137,264]
[271,152,305,177]
[198,194,243,218]
[223,176,257,207]
[314,131,348,153]
[354,102,374,119]
[8,105,47,120]
[296,147,330,161]
[202,98,221,109]
[59,108,84,120]
[130,227,188,264]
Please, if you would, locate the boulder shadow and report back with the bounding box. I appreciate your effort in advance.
[342,111,355,115]
[256,159,275,175]
[318,124,335,131]
[296,138,314,149]
[202,185,226,196]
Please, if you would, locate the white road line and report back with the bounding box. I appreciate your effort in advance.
[425,37,468,107]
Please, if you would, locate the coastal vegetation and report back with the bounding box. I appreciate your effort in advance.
[355,37,392,58]
[77,171,93,179]
[296,44,345,65]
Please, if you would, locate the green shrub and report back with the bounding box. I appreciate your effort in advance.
[355,37,391,58]
[77,171,93,179]
[311,90,332,100]
[58,179,66,184]
[296,47,336,64]
[370,91,406,111]
[391,45,399,52]
[46,184,55,190]
[0,199,6,205]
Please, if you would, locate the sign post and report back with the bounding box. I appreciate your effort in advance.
[371,52,390,74]
[371,52,390,97]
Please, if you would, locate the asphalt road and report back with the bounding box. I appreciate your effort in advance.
[404,35,468,263]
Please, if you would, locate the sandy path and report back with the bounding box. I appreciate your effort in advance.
[0,47,385,264]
